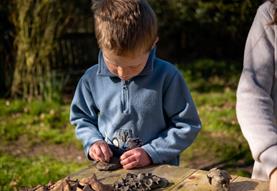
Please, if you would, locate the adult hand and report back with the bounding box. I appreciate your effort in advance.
[89,140,113,162]
[269,168,277,191]
[120,147,152,169]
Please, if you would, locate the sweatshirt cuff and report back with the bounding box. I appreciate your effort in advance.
[259,145,277,178]
[142,144,162,164]
[84,138,103,160]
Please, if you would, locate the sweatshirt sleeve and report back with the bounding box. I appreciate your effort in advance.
[236,4,277,178]
[70,77,103,159]
[142,71,201,164]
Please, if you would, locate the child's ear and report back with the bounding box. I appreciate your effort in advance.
[152,37,159,48]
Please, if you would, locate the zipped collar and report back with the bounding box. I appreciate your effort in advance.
[97,48,156,77]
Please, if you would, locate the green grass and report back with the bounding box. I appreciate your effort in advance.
[0,153,87,191]
[0,58,254,190]
[0,100,79,145]
[180,90,253,177]
[0,100,86,190]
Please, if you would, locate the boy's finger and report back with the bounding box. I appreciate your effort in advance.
[120,154,137,166]
[92,154,101,162]
[89,147,98,161]
[91,151,101,162]
[108,146,113,158]
[120,150,133,160]
[99,144,112,162]
[122,160,138,170]
[93,146,105,162]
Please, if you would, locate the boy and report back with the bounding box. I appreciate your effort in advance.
[70,0,201,170]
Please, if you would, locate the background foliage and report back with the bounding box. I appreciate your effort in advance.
[9,0,78,100]
[149,0,261,60]
[0,0,263,99]
[0,0,14,97]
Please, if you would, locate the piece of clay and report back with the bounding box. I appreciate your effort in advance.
[207,168,232,191]
[82,174,113,191]
[95,156,122,171]
[25,174,113,191]
[113,172,169,191]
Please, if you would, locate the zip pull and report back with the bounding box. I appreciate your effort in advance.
[121,80,129,113]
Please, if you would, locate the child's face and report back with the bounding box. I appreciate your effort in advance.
[103,49,150,81]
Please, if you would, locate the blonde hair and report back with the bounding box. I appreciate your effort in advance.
[92,0,158,55]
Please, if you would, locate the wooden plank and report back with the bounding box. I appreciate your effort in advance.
[70,164,196,190]
[230,176,268,191]
[141,165,196,190]
[70,165,268,191]
[71,163,127,185]
[171,169,237,191]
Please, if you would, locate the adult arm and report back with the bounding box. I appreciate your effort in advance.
[236,4,277,179]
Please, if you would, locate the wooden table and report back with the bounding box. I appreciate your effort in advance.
[70,164,269,191]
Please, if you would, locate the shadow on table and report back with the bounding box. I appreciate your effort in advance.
[230,181,258,191]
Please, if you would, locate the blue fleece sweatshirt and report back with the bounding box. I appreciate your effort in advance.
[70,48,201,165]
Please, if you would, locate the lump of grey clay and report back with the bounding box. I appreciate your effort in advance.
[113,172,169,191]
[95,156,122,171]
[207,168,232,191]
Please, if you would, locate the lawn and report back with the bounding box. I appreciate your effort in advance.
[0,100,90,190]
[0,59,253,191]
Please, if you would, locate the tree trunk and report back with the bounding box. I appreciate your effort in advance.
[10,0,73,100]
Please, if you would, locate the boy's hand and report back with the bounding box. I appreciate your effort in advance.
[120,147,152,169]
[89,140,113,162]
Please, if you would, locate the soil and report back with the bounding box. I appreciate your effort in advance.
[0,135,86,163]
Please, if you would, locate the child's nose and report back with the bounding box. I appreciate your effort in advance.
[117,66,129,77]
